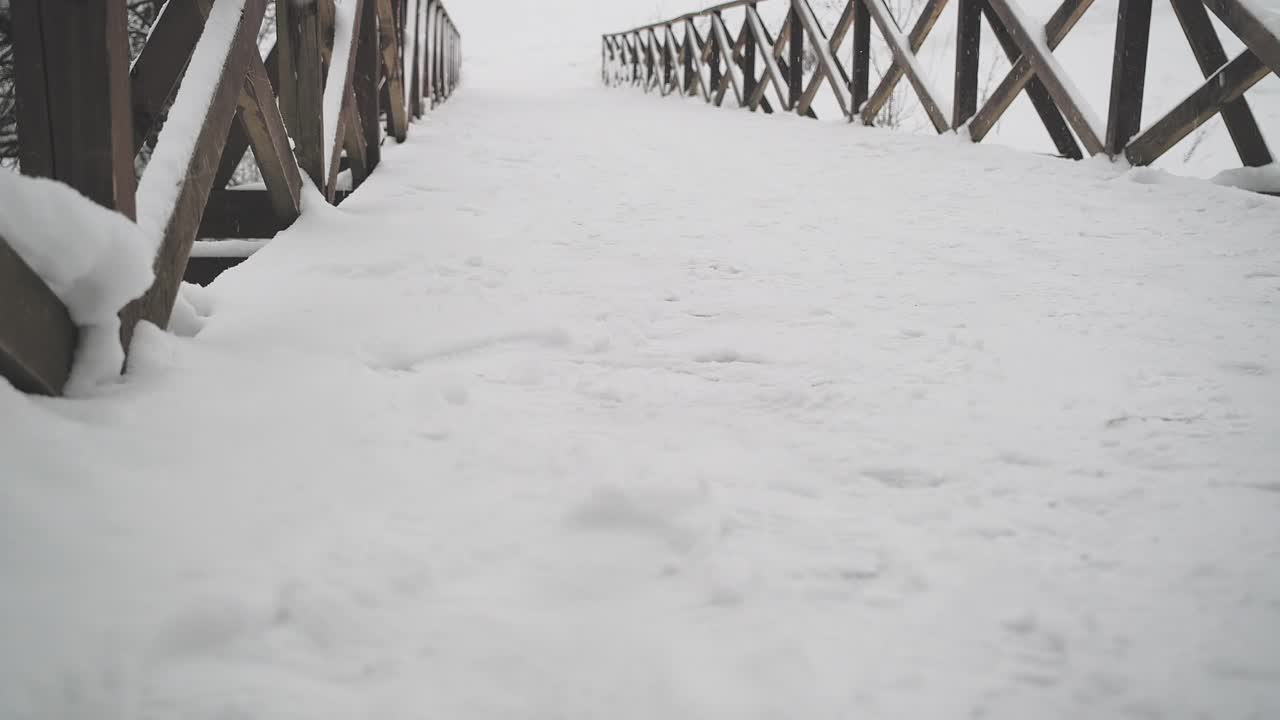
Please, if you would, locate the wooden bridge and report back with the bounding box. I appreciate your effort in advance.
[1,0,1278,399]
[0,0,460,395]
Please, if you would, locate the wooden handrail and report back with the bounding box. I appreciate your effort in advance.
[603,0,1277,173]
[1,0,463,396]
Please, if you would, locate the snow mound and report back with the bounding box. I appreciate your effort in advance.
[0,171,154,394]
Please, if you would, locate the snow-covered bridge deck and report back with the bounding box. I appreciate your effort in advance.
[5,86,1280,717]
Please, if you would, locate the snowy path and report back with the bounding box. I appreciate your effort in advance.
[5,89,1280,719]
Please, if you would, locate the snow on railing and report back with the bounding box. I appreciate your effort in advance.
[0,0,461,397]
[602,0,1279,172]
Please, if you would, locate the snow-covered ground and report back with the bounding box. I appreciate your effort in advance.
[5,86,1280,719]
[4,1,1280,718]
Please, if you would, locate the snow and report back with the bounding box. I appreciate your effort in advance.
[5,0,1280,717]
[1240,0,1280,36]
[1212,162,1280,193]
[189,239,270,257]
[5,85,1280,718]
[136,0,248,241]
[0,171,153,393]
[323,0,359,178]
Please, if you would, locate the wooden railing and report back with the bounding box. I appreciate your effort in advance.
[0,0,461,396]
[602,0,1277,168]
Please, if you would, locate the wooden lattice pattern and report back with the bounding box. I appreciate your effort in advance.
[602,0,1278,167]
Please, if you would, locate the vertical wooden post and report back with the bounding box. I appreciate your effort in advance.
[851,0,870,113]
[684,24,697,95]
[665,26,675,91]
[741,14,757,107]
[411,0,424,117]
[788,7,804,111]
[356,0,383,169]
[709,25,722,95]
[954,0,982,128]
[1105,0,1152,155]
[11,0,137,218]
[278,0,327,187]
[1168,0,1272,166]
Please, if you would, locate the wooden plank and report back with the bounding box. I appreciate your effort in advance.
[120,0,269,349]
[1202,0,1280,75]
[1125,49,1269,165]
[378,0,409,141]
[237,51,304,221]
[11,0,137,218]
[685,21,713,100]
[984,0,1104,154]
[979,3,1082,158]
[356,0,384,168]
[410,0,424,117]
[324,0,367,200]
[278,0,327,186]
[954,0,982,128]
[787,6,804,110]
[745,4,791,110]
[214,45,280,190]
[968,0,1094,142]
[0,236,76,396]
[851,0,870,111]
[342,91,370,188]
[859,0,950,132]
[671,25,688,94]
[860,0,948,124]
[129,0,205,154]
[712,12,745,106]
[1169,0,1271,166]
[799,0,854,112]
[1105,0,1153,155]
[741,13,758,105]
[794,0,852,117]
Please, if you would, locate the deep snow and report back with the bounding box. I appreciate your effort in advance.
[4,87,1279,719]
[5,0,1280,716]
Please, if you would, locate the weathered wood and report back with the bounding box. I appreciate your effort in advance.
[11,0,137,217]
[954,0,982,128]
[324,0,367,201]
[410,0,424,117]
[799,0,854,114]
[1125,49,1269,166]
[0,236,76,396]
[685,20,713,101]
[745,4,792,110]
[740,14,758,106]
[278,0,327,187]
[1105,0,1152,155]
[356,0,384,168]
[968,0,1094,144]
[120,0,269,350]
[787,6,804,110]
[859,0,950,132]
[214,45,281,190]
[1170,0,1272,166]
[712,12,745,106]
[378,0,410,141]
[793,0,852,117]
[129,0,206,155]
[237,51,304,221]
[984,0,1104,154]
[978,2,1082,158]
[342,91,370,188]
[1201,0,1280,75]
[851,0,871,111]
